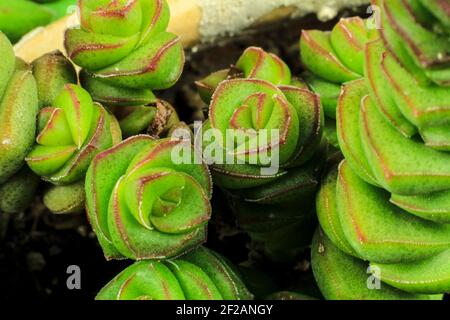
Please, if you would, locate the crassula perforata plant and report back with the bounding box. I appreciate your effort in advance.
[25,84,122,213]
[312,0,450,300]
[0,32,40,213]
[196,47,325,261]
[96,246,252,300]
[64,0,184,107]
[0,0,77,43]
[85,135,213,260]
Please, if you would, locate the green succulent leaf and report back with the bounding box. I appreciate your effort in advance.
[364,39,417,137]
[236,47,291,85]
[372,249,450,294]
[316,165,358,257]
[359,95,450,195]
[0,33,39,184]
[0,0,53,43]
[300,29,360,84]
[205,78,308,189]
[336,79,379,186]
[330,17,370,75]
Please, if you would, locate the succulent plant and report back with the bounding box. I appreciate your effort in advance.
[265,291,317,300]
[300,17,377,148]
[24,84,122,213]
[96,246,252,300]
[312,0,450,300]
[0,167,40,214]
[110,99,184,139]
[0,32,40,213]
[196,47,325,261]
[65,0,184,107]
[377,0,449,86]
[26,84,122,184]
[0,0,77,43]
[85,135,213,260]
[32,51,78,109]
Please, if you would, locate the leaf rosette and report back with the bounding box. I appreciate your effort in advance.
[65,0,184,106]
[196,48,323,191]
[26,84,122,185]
[32,50,78,109]
[85,135,213,260]
[96,247,252,300]
[315,55,450,300]
[314,162,450,299]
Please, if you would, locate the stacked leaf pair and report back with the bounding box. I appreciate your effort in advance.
[302,0,450,299]
[59,0,209,262]
[300,16,380,148]
[64,0,185,138]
